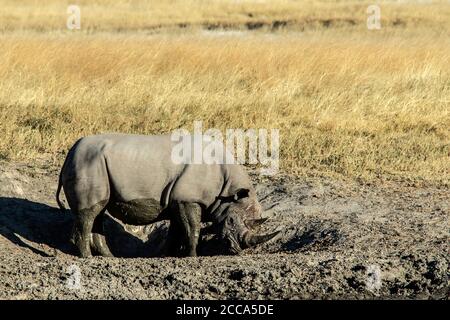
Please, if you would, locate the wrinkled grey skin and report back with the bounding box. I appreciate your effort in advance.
[56,133,278,258]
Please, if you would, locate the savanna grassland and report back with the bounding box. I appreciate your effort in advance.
[1,1,449,300]
[0,0,449,183]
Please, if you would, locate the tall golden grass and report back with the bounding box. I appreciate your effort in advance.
[0,1,449,184]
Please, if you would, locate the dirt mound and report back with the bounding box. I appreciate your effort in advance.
[0,161,448,299]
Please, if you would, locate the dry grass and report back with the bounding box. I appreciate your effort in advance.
[0,0,449,32]
[0,1,449,184]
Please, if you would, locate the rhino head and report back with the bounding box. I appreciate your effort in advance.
[218,205,279,255]
[205,187,280,255]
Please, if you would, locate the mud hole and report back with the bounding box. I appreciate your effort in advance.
[0,161,448,299]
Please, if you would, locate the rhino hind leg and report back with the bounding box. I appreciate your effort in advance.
[91,211,114,257]
[71,200,108,258]
[72,213,94,258]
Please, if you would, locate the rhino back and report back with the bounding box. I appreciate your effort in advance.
[100,134,184,202]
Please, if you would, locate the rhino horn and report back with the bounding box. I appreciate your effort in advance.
[245,217,269,229]
[243,230,280,248]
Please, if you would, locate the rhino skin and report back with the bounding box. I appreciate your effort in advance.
[56,133,278,258]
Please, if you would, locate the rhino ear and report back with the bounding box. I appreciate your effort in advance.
[233,188,250,201]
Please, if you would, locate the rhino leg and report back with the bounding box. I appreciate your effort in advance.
[71,201,108,258]
[72,213,94,258]
[91,211,113,257]
[172,202,202,257]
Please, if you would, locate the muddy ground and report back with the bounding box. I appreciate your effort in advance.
[0,160,448,299]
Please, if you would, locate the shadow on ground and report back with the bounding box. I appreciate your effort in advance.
[280,221,344,253]
[0,197,73,256]
[0,197,170,258]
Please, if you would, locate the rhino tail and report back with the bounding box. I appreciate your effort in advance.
[56,169,66,212]
[56,139,80,212]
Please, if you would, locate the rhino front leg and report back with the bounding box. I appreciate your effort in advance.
[172,202,202,257]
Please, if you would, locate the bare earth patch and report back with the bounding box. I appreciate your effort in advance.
[0,161,447,299]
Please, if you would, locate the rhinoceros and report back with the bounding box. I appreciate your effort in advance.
[56,133,279,258]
